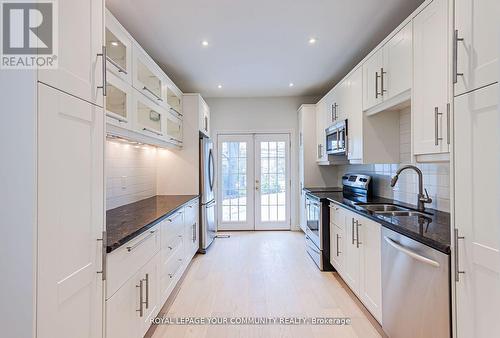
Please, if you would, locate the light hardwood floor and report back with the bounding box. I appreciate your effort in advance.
[148,231,384,338]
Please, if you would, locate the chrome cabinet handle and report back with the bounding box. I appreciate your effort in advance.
[136,279,144,317]
[126,230,156,252]
[143,127,163,136]
[355,221,362,248]
[351,218,355,245]
[192,223,197,242]
[375,71,380,98]
[453,30,464,84]
[143,273,149,309]
[454,229,465,281]
[447,103,451,145]
[204,116,208,132]
[317,144,321,158]
[170,107,183,117]
[106,112,128,123]
[434,107,443,146]
[167,211,183,222]
[336,234,341,256]
[106,55,127,74]
[142,86,163,101]
[380,67,387,96]
[96,231,107,280]
[97,46,107,96]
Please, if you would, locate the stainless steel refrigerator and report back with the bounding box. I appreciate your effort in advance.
[199,137,216,253]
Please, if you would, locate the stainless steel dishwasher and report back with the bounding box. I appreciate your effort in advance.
[382,227,450,338]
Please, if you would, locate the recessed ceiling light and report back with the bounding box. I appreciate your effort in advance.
[289,83,294,87]
[217,84,223,89]
[111,41,119,47]
[201,40,209,47]
[308,37,317,45]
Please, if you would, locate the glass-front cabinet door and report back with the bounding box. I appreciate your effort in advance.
[133,46,165,105]
[167,87,182,115]
[166,112,183,145]
[105,10,132,83]
[134,92,165,139]
[105,72,131,129]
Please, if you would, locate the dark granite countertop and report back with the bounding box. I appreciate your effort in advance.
[106,195,199,253]
[305,190,451,254]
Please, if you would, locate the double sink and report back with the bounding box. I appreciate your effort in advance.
[354,203,433,218]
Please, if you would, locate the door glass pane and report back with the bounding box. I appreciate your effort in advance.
[221,142,247,222]
[137,101,162,133]
[105,83,127,118]
[166,114,182,141]
[138,60,162,98]
[260,141,286,222]
[106,29,126,70]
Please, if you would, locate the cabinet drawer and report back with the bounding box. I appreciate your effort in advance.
[184,200,198,227]
[159,241,184,302]
[161,209,184,249]
[329,203,344,228]
[162,231,183,263]
[107,225,160,299]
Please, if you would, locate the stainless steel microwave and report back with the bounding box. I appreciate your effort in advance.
[325,119,348,155]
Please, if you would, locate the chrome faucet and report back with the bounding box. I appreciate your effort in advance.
[390,165,432,212]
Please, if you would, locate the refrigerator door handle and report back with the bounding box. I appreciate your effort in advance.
[205,199,216,208]
[208,149,215,190]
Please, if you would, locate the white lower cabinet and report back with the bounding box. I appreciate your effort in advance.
[106,253,160,338]
[107,199,199,338]
[330,204,382,323]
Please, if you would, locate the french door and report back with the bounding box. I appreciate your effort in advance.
[217,133,291,231]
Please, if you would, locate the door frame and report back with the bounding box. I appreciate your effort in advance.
[215,130,294,231]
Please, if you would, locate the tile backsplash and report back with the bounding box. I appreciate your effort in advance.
[106,140,158,210]
[337,108,450,212]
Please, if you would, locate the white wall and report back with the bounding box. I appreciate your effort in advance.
[335,107,451,212]
[105,140,158,210]
[206,96,318,230]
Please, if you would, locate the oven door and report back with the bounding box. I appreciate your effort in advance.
[305,195,322,249]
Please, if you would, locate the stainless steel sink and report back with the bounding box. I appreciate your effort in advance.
[356,204,410,212]
[374,210,432,217]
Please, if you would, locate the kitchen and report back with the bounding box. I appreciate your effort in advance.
[0,0,498,338]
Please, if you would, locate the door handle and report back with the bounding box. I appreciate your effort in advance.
[136,279,144,317]
[453,30,464,84]
[351,218,355,245]
[97,46,107,96]
[384,237,440,267]
[143,273,149,309]
[454,229,465,281]
[380,67,387,96]
[355,220,362,248]
[446,103,451,145]
[375,71,380,98]
[435,107,443,146]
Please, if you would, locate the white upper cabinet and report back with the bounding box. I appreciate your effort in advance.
[105,10,132,84]
[413,0,450,156]
[363,48,384,111]
[315,97,328,163]
[454,0,499,96]
[363,23,412,114]
[38,0,104,107]
[133,46,165,105]
[106,71,132,129]
[133,91,167,139]
[383,22,412,101]
[166,111,183,145]
[196,96,211,137]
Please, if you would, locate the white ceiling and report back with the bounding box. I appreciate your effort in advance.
[107,0,424,98]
